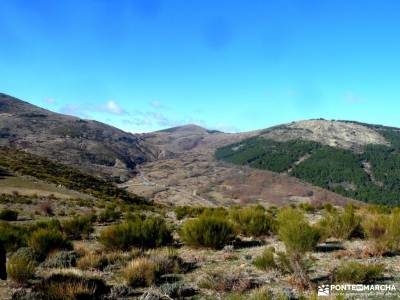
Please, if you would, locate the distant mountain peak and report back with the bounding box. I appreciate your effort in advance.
[260,119,389,150]
[158,124,211,134]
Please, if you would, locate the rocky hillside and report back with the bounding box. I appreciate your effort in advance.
[259,119,389,151]
[0,93,158,181]
[2,93,391,207]
[216,119,400,205]
[124,122,355,208]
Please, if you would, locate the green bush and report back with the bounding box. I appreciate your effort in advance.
[99,216,172,250]
[229,206,273,237]
[174,206,205,220]
[0,209,18,221]
[97,205,122,223]
[318,204,362,240]
[276,207,320,289]
[333,261,384,283]
[30,218,61,231]
[180,215,235,249]
[28,228,72,258]
[362,213,390,255]
[388,210,400,251]
[0,222,28,251]
[277,207,320,254]
[7,251,36,284]
[253,247,276,270]
[298,203,317,213]
[62,215,94,240]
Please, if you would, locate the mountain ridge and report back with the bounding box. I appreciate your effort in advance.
[0,93,159,181]
[2,92,399,207]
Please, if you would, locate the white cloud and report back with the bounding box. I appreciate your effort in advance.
[43,98,56,104]
[105,100,125,114]
[150,100,162,108]
[345,92,364,104]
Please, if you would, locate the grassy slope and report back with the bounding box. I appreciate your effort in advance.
[0,147,147,204]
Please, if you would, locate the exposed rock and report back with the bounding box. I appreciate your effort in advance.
[260,119,389,151]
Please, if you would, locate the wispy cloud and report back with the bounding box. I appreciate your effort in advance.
[149,100,164,109]
[58,99,238,133]
[58,100,126,117]
[345,92,364,104]
[59,104,90,118]
[43,98,56,104]
[103,100,125,114]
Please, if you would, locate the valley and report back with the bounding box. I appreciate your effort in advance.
[1,94,400,300]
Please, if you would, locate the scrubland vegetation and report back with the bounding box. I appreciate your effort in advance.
[2,197,400,299]
[1,147,399,299]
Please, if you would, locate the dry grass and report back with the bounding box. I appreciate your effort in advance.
[123,257,156,287]
[46,281,96,300]
[198,268,253,293]
[77,249,141,270]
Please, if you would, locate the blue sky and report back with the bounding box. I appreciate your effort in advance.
[1,0,400,133]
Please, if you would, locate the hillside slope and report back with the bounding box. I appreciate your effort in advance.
[0,93,158,181]
[124,124,356,207]
[0,147,146,204]
[216,119,400,205]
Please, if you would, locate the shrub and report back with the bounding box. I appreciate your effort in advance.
[0,209,18,221]
[31,218,61,231]
[62,215,94,240]
[229,206,273,237]
[0,222,28,251]
[180,215,235,249]
[99,216,172,250]
[198,269,252,293]
[249,287,273,300]
[299,203,316,213]
[97,205,121,223]
[277,208,320,254]
[35,272,109,299]
[362,213,390,256]
[42,251,78,268]
[174,206,205,220]
[147,247,184,276]
[39,201,54,216]
[362,210,400,255]
[77,252,109,271]
[200,207,228,218]
[333,261,384,283]
[7,251,36,284]
[276,207,320,289]
[388,210,400,251]
[28,228,72,258]
[318,204,362,240]
[77,249,140,271]
[12,247,38,262]
[123,257,156,287]
[253,247,276,270]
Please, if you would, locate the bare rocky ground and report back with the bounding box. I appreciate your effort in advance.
[260,120,389,151]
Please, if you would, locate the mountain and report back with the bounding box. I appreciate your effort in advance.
[123,121,355,207]
[216,119,400,205]
[4,93,396,207]
[0,93,158,181]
